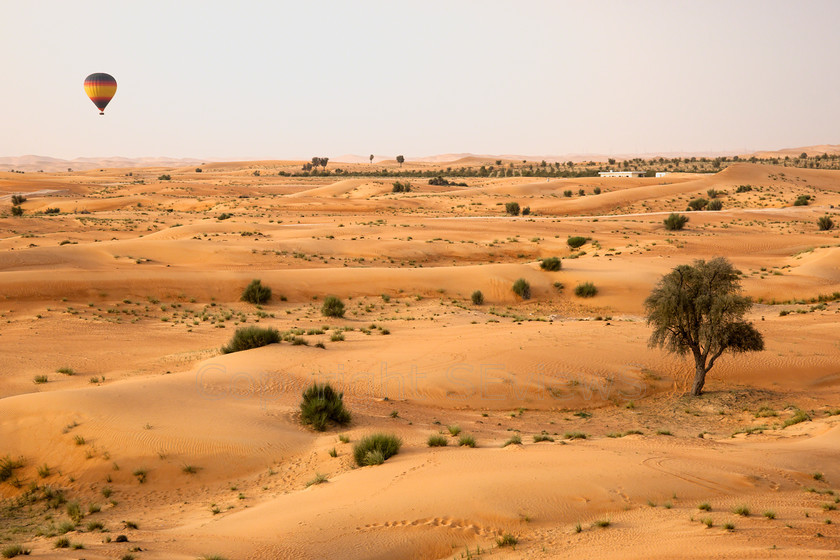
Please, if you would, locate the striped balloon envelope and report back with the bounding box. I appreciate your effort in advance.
[83,73,117,115]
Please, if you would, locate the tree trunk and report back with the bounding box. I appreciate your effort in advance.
[691,357,707,396]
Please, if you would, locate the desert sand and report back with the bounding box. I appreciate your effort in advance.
[1,159,839,559]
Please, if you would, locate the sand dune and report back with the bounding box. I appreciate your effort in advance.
[1,162,840,558]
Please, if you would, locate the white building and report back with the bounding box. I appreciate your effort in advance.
[655,172,669,178]
[598,170,645,178]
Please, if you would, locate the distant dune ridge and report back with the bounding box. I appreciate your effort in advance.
[4,144,839,172]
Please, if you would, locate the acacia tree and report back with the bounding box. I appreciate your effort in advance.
[369,154,374,164]
[396,155,405,167]
[644,257,764,396]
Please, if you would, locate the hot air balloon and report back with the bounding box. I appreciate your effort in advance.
[83,73,117,115]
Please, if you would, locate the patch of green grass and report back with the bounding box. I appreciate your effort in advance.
[182,464,199,474]
[54,537,70,548]
[533,434,554,443]
[763,510,776,519]
[427,434,448,447]
[698,503,711,511]
[722,522,735,531]
[305,473,328,487]
[656,429,673,436]
[1,545,30,558]
[496,533,518,547]
[783,408,811,428]
[732,504,750,516]
[338,434,350,443]
[564,431,587,440]
[447,425,461,436]
[56,367,74,375]
[328,447,337,457]
[458,434,476,447]
[33,375,48,384]
[503,434,522,447]
[701,517,714,528]
[593,519,611,528]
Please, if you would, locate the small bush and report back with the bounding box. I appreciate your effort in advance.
[241,279,271,304]
[43,207,60,214]
[321,295,345,318]
[11,206,23,216]
[427,434,448,447]
[158,174,171,181]
[217,212,233,220]
[817,215,834,231]
[564,431,587,440]
[593,187,601,194]
[305,473,328,487]
[57,367,74,375]
[471,290,484,305]
[593,519,611,528]
[521,206,530,215]
[353,433,402,466]
[574,282,597,298]
[793,195,811,206]
[732,504,750,516]
[447,425,461,436]
[783,408,811,428]
[300,383,351,431]
[698,503,712,511]
[567,236,587,249]
[512,278,531,300]
[533,434,554,443]
[497,533,518,547]
[10,195,26,205]
[763,510,776,519]
[458,434,476,447]
[221,326,280,354]
[707,199,723,211]
[505,202,520,216]
[687,198,708,211]
[392,181,411,193]
[1,545,30,558]
[663,213,689,231]
[503,434,522,447]
[540,257,562,271]
[55,537,69,548]
[33,375,48,384]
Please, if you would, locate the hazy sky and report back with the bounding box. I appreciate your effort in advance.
[3,0,839,159]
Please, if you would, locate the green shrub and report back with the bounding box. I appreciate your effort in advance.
[300,383,351,431]
[505,202,520,216]
[458,434,476,447]
[0,456,23,483]
[11,206,23,216]
[158,174,171,181]
[664,213,688,231]
[732,504,750,516]
[321,295,345,318]
[353,433,402,466]
[783,408,811,428]
[707,199,723,211]
[521,206,530,215]
[512,278,531,300]
[567,236,587,249]
[241,279,271,304]
[593,187,601,194]
[221,326,280,354]
[496,533,518,547]
[471,290,484,305]
[503,434,522,447]
[10,195,26,205]
[1,545,30,558]
[540,257,562,271]
[427,434,448,447]
[574,282,597,298]
[533,434,554,442]
[687,198,708,211]
[392,181,411,193]
[817,216,834,231]
[793,195,811,206]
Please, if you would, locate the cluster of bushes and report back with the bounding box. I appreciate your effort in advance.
[158,174,171,181]
[687,198,722,211]
[505,202,520,216]
[392,181,411,193]
[428,176,467,187]
[9,194,25,217]
[735,184,752,193]
[353,433,402,466]
[217,212,233,220]
[793,194,811,206]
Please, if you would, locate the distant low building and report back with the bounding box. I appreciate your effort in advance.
[598,170,645,178]
[655,172,669,178]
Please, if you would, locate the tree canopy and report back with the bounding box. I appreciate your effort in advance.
[644,257,764,395]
